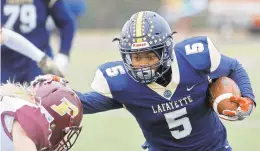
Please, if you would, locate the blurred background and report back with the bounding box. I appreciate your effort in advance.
[31,0,260,150]
[77,0,260,39]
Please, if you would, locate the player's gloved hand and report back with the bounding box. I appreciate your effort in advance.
[37,55,64,77]
[30,74,68,87]
[220,96,255,121]
[54,53,69,75]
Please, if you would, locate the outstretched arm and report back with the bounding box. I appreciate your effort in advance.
[75,91,123,114]
[1,28,45,62]
[30,68,123,114]
[1,28,64,77]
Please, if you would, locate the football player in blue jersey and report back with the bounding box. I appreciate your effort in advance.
[1,0,75,83]
[31,11,256,151]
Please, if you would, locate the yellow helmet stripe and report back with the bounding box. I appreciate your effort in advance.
[135,11,144,43]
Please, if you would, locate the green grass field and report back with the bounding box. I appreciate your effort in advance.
[58,33,260,151]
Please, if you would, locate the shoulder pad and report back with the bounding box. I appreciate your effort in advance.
[91,61,128,99]
[175,36,221,73]
[98,61,127,78]
[16,105,51,150]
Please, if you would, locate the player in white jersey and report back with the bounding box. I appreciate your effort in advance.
[0,27,64,77]
[0,80,83,151]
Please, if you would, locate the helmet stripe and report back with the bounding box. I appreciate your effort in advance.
[135,11,144,43]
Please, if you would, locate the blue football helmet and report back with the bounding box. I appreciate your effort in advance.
[113,11,174,84]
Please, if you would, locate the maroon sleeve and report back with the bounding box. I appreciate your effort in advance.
[15,105,51,150]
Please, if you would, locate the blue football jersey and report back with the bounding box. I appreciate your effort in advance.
[1,0,75,81]
[83,36,238,150]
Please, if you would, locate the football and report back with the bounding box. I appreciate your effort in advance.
[209,77,241,114]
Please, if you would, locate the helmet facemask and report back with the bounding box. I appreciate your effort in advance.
[52,109,83,151]
[120,38,173,84]
[54,126,82,151]
[41,125,82,151]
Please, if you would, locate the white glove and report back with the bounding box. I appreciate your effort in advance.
[37,55,64,77]
[54,53,69,75]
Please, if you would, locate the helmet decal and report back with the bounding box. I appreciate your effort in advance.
[135,11,144,43]
[51,97,79,117]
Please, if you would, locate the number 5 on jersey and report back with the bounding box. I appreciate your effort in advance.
[185,43,204,55]
[164,107,192,139]
[106,65,126,77]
